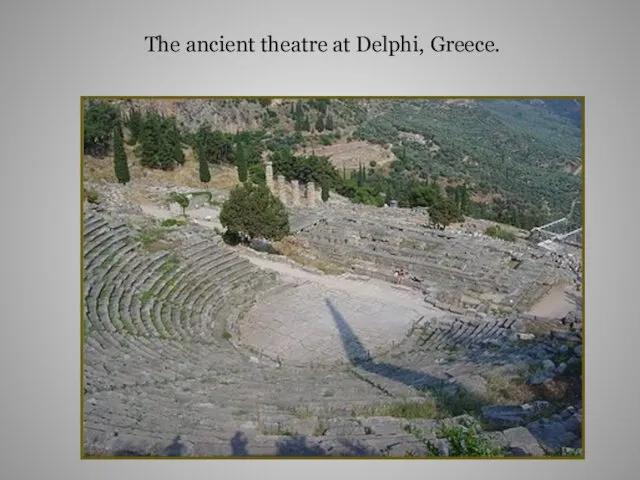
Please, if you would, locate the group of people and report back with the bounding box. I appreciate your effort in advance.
[393,268,407,284]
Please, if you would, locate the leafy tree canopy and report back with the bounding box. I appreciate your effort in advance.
[84,101,120,156]
[219,183,289,241]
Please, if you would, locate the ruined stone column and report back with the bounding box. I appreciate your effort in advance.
[277,175,287,204]
[291,180,300,206]
[265,161,274,192]
[307,181,316,207]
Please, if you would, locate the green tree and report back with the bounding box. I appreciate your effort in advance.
[84,100,120,156]
[236,143,248,182]
[113,121,130,184]
[219,183,290,241]
[302,115,311,132]
[321,181,330,202]
[325,113,334,131]
[315,115,325,133]
[428,197,463,229]
[139,111,161,168]
[168,192,189,217]
[136,111,184,170]
[197,142,211,183]
[168,121,185,165]
[125,107,143,145]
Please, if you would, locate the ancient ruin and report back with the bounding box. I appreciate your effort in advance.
[266,163,319,209]
[82,182,583,458]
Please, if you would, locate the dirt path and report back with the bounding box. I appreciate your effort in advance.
[528,281,578,319]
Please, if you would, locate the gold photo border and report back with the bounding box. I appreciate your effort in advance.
[80,96,585,460]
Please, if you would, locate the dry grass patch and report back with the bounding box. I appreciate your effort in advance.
[297,140,396,172]
[276,237,346,275]
[352,398,439,419]
[83,146,240,190]
[484,374,536,405]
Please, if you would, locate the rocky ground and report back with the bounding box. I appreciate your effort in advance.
[82,181,584,458]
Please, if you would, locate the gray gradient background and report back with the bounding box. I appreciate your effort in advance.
[0,0,637,477]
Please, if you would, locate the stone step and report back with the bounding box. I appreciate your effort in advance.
[84,232,132,270]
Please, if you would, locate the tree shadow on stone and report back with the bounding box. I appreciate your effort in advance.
[275,435,327,456]
[325,298,444,390]
[335,437,382,457]
[163,435,188,456]
[110,447,152,457]
[230,431,250,456]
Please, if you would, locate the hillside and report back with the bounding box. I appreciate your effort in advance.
[84,98,583,230]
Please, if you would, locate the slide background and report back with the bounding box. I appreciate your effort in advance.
[1,0,638,478]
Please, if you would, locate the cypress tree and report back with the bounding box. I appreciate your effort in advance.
[325,113,334,131]
[169,123,185,165]
[140,112,159,168]
[236,143,248,183]
[302,115,311,132]
[113,122,130,184]
[321,181,330,202]
[315,115,325,132]
[197,142,211,183]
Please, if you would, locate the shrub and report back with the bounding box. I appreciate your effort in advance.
[84,188,100,204]
[485,225,517,242]
[434,422,503,457]
[160,218,186,228]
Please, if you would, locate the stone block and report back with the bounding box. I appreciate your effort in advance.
[503,427,545,456]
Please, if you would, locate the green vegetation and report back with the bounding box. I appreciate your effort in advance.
[84,187,100,204]
[353,99,581,228]
[561,447,583,457]
[124,108,143,145]
[84,99,582,231]
[112,121,130,184]
[135,110,185,170]
[485,225,517,242]
[168,192,189,216]
[428,197,464,229]
[433,422,504,457]
[160,253,180,273]
[83,100,120,157]
[219,183,290,241]
[160,218,186,227]
[321,181,330,202]
[353,399,438,419]
[270,150,341,187]
[192,123,235,164]
[136,225,168,251]
[196,141,211,183]
[404,421,504,457]
[235,142,248,183]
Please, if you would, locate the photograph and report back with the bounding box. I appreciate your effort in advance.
[82,97,584,458]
